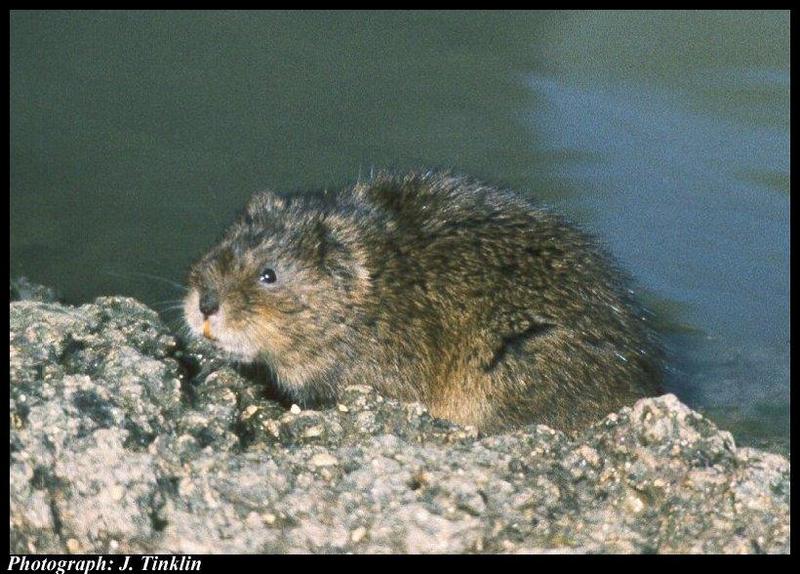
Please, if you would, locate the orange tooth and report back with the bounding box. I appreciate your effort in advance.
[203,319,213,340]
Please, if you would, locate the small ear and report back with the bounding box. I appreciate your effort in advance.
[313,218,365,282]
[244,190,286,221]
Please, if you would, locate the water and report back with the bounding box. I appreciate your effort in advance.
[524,11,789,452]
[10,11,790,452]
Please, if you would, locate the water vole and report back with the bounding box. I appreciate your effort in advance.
[184,171,662,432]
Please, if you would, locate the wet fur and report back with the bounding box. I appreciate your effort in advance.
[185,171,663,433]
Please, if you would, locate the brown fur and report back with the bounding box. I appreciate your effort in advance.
[184,171,663,433]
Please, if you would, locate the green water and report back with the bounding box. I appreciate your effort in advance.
[10,11,790,452]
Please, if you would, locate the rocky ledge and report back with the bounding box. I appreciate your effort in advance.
[9,291,790,554]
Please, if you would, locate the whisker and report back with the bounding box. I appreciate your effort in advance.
[152,302,187,312]
[153,298,184,305]
[151,299,183,306]
[103,271,188,293]
[163,317,192,339]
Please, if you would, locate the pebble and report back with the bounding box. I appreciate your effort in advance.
[309,452,339,467]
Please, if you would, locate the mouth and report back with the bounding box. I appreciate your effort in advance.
[184,291,261,363]
[202,318,216,341]
[193,327,259,363]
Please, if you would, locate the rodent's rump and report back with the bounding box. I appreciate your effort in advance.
[184,171,663,432]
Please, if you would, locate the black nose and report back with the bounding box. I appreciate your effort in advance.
[199,290,220,317]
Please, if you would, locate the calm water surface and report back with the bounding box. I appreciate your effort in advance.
[10,11,790,451]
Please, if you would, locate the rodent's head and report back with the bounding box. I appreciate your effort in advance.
[184,190,370,386]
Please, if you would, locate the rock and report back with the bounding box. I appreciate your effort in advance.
[9,295,790,554]
[309,452,338,467]
[10,277,59,303]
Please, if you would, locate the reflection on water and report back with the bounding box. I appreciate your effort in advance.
[10,11,789,451]
[525,11,789,452]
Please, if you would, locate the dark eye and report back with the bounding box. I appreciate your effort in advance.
[259,268,277,284]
